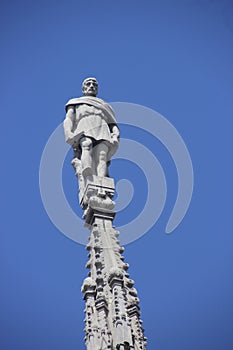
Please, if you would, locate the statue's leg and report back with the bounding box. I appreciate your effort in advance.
[80,137,93,177]
[95,142,109,177]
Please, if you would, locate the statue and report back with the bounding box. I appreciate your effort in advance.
[64,77,120,179]
[63,78,147,350]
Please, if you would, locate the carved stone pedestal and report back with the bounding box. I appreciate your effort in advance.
[81,177,147,350]
[80,175,115,209]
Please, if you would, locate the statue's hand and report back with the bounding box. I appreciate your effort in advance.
[111,134,119,145]
[71,157,82,177]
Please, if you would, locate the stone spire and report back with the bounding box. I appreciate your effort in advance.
[64,78,147,349]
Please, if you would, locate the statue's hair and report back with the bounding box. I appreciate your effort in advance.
[82,77,98,88]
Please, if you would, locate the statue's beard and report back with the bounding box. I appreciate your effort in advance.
[84,90,97,97]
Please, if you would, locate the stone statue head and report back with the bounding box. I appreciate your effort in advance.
[82,77,98,97]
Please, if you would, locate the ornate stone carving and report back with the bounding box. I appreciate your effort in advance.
[64,78,147,350]
[81,277,96,294]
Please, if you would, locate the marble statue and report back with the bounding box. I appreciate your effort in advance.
[64,77,120,179]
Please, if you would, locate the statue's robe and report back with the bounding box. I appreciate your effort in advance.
[65,96,119,160]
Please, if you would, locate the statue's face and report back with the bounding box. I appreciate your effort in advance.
[82,79,98,96]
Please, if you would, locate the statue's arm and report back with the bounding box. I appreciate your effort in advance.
[64,105,75,145]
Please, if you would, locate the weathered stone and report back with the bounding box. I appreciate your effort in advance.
[64,78,147,349]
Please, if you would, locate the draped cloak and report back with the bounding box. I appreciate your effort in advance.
[65,96,119,160]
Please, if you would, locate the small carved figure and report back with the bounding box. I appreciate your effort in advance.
[64,77,120,179]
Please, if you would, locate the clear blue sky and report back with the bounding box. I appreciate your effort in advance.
[1,1,233,349]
